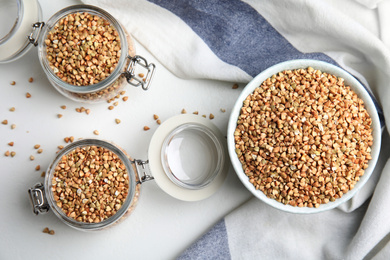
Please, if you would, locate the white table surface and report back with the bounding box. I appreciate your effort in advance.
[0,0,252,259]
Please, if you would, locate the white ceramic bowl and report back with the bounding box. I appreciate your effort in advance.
[227,59,382,213]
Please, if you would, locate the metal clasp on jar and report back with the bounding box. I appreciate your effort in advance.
[27,22,45,46]
[133,159,154,183]
[28,183,50,215]
[124,55,156,90]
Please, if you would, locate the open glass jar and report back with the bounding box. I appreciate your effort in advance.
[0,1,155,103]
[0,0,42,62]
[29,139,141,231]
[28,115,229,231]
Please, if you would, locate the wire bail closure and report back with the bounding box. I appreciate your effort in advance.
[27,22,45,46]
[124,55,156,90]
[133,159,154,183]
[28,183,50,215]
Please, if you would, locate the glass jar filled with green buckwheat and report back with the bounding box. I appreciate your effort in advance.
[37,5,155,103]
[28,115,230,231]
[29,139,142,231]
[0,2,155,103]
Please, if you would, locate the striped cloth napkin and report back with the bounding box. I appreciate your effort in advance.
[82,0,390,259]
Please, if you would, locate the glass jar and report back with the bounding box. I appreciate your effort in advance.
[0,0,42,62]
[0,2,155,103]
[28,114,229,231]
[29,139,142,231]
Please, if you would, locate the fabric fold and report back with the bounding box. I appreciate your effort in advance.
[177,220,231,260]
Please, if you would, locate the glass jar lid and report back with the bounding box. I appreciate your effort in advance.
[0,0,41,63]
[161,123,223,189]
[149,114,229,201]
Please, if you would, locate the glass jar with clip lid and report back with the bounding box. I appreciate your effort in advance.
[28,114,229,231]
[0,1,155,103]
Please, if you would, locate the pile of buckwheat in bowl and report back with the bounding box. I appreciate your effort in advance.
[227,59,381,213]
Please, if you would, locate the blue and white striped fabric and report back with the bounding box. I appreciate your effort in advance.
[82,0,390,259]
